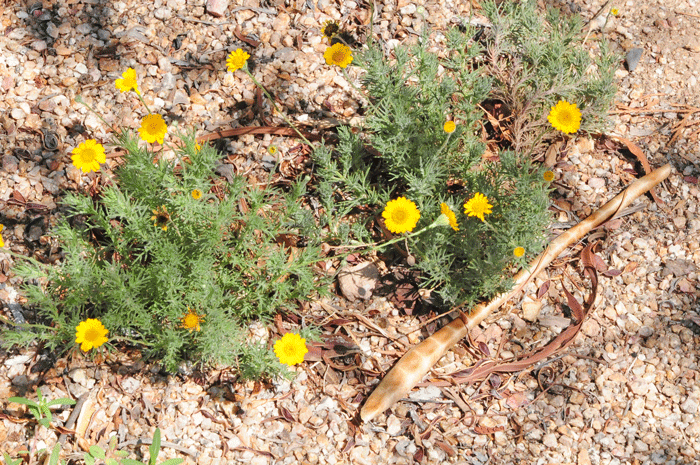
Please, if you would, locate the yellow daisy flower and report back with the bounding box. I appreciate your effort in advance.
[443,121,456,134]
[382,197,421,234]
[71,139,106,174]
[115,68,140,95]
[195,143,201,152]
[0,224,5,248]
[543,170,555,182]
[180,308,205,332]
[75,318,109,352]
[191,189,203,200]
[514,246,525,258]
[463,192,493,222]
[548,100,581,134]
[611,7,619,15]
[440,203,459,231]
[274,333,308,366]
[324,43,353,68]
[151,206,170,231]
[267,145,278,155]
[139,114,168,144]
[321,20,340,40]
[226,48,250,73]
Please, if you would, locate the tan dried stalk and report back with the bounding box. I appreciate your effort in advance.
[360,164,671,422]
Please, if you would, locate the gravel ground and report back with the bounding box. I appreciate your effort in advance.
[1,0,699,464]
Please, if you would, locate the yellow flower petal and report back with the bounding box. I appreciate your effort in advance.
[443,121,456,134]
[440,203,459,231]
[274,333,308,366]
[548,100,582,134]
[514,246,525,257]
[324,43,353,68]
[75,318,109,352]
[463,192,493,222]
[139,114,168,144]
[382,197,421,234]
[180,308,205,332]
[115,68,140,95]
[227,48,250,72]
[71,139,106,173]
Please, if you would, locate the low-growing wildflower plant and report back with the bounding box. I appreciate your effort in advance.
[324,43,353,68]
[274,333,308,366]
[440,203,459,232]
[321,20,340,40]
[5,67,328,377]
[180,308,205,332]
[4,1,617,377]
[463,193,494,223]
[115,67,140,95]
[75,318,109,352]
[227,48,250,72]
[139,113,168,144]
[548,100,582,134]
[71,139,106,173]
[382,197,421,234]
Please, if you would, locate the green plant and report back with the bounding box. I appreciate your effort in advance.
[83,436,129,465]
[314,24,555,308]
[8,388,76,428]
[480,0,617,153]
[2,454,23,465]
[3,123,328,375]
[119,429,183,465]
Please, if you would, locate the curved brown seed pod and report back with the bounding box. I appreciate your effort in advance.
[360,164,671,422]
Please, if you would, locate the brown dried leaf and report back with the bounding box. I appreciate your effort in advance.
[537,280,551,299]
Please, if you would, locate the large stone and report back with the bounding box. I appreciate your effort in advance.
[206,0,228,17]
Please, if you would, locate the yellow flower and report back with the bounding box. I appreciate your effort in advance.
[75,318,109,352]
[383,197,421,234]
[514,246,525,258]
[440,203,459,231]
[324,43,353,68]
[548,100,581,134]
[139,114,168,144]
[195,143,201,152]
[151,206,170,231]
[115,68,140,95]
[463,192,493,222]
[543,170,555,182]
[191,189,203,200]
[611,7,619,15]
[443,121,456,134]
[180,308,205,332]
[71,139,106,173]
[321,20,340,40]
[274,333,308,366]
[0,224,4,248]
[267,145,278,155]
[226,48,250,72]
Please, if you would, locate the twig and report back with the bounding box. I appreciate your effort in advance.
[58,393,89,445]
[117,439,199,458]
